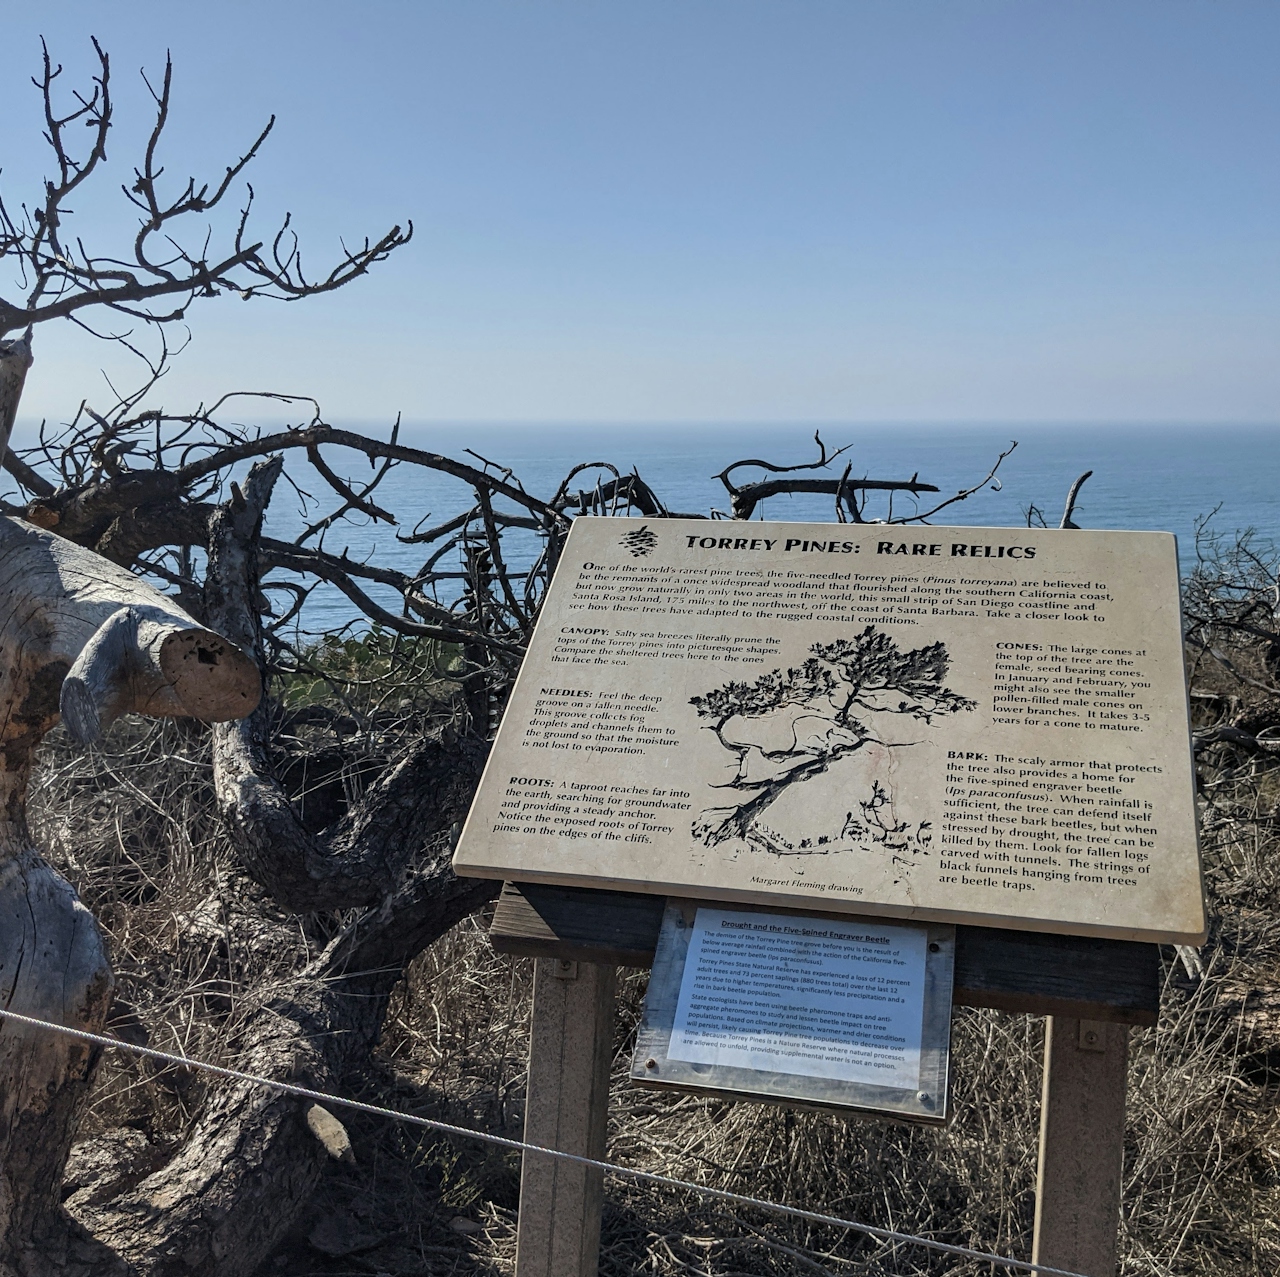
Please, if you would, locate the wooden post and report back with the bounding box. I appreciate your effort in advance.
[1032,1016,1129,1277]
[491,887,1158,1277]
[516,957,617,1277]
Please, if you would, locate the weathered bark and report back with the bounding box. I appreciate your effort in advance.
[75,837,494,1277]
[207,459,495,913]
[18,470,214,566]
[59,458,496,1275]
[0,853,126,1277]
[0,515,260,1277]
[214,702,492,911]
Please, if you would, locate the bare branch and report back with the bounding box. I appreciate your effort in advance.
[0,41,410,342]
[260,538,521,652]
[714,429,851,493]
[175,423,565,521]
[1060,470,1094,529]
[728,474,940,522]
[892,442,1018,524]
[305,443,396,525]
[711,431,943,521]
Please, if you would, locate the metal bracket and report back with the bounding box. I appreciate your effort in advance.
[552,959,579,981]
[1077,1019,1107,1052]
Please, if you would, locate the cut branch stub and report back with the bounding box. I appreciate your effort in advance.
[61,604,260,746]
[0,515,261,783]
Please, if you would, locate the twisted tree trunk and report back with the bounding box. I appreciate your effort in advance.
[59,459,495,1277]
[0,445,498,1276]
[0,517,260,1277]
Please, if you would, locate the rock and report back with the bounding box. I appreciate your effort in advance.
[305,1102,356,1165]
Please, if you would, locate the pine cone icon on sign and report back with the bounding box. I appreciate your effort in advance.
[620,525,658,557]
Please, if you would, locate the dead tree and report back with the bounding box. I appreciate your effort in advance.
[1180,523,1280,762]
[715,432,1016,522]
[0,391,1035,1272]
[59,461,495,1277]
[0,39,408,346]
[0,515,259,1276]
[0,444,493,1276]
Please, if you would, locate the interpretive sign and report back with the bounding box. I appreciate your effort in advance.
[631,901,953,1121]
[453,517,1205,943]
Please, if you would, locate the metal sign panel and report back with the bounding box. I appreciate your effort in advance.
[631,901,954,1123]
[454,517,1205,943]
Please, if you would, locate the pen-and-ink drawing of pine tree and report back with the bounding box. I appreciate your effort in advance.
[689,626,975,848]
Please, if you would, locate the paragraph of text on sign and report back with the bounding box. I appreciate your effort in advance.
[668,909,928,1089]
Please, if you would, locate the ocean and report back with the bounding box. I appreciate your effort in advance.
[216,422,1280,632]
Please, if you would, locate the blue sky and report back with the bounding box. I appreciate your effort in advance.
[2,1,1277,425]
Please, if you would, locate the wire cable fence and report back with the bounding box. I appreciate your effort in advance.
[0,1006,1088,1277]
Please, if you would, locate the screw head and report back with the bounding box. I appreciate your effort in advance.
[916,1091,930,1103]
[928,942,941,953]
[645,1058,658,1070]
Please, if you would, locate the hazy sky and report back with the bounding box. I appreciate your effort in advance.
[2,1,1277,425]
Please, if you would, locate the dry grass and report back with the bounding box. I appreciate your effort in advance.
[34,718,252,1145]
[24,622,1280,1275]
[354,920,1280,1277]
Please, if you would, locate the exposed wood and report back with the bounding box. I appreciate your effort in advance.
[60,603,258,744]
[0,334,33,467]
[516,959,616,1277]
[1033,1017,1129,1276]
[0,513,261,1276]
[306,1106,356,1166]
[488,882,1160,1025]
[0,852,124,1277]
[0,517,260,771]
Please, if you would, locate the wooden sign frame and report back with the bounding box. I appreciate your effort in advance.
[468,510,1193,1276]
[491,881,1154,1277]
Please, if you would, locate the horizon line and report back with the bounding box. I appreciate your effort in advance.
[14,416,1280,432]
